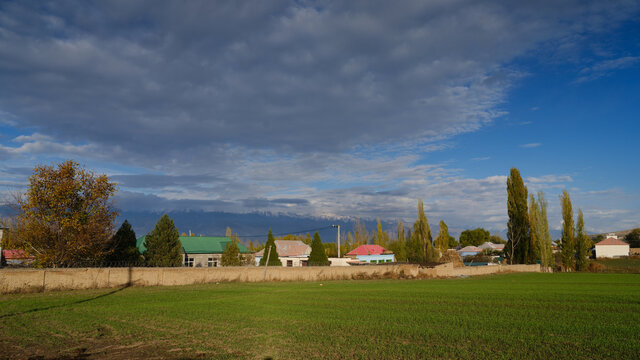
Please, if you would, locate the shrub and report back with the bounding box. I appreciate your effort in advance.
[586,262,606,273]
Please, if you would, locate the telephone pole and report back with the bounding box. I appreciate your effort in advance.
[332,224,341,257]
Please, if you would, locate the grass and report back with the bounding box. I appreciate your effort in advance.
[1,273,639,359]
[593,257,640,273]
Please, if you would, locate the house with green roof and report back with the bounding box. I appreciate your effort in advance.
[136,236,253,267]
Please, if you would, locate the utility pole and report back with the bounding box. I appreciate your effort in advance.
[332,224,341,257]
[0,226,6,268]
[263,245,272,281]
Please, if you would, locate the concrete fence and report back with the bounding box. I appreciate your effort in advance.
[0,263,541,294]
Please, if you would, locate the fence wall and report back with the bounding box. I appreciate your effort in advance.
[0,263,540,294]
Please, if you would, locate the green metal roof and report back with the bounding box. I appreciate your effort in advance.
[136,236,252,254]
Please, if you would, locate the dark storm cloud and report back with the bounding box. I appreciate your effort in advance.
[242,198,310,208]
[2,0,636,170]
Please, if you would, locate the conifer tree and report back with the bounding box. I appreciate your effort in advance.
[575,209,591,271]
[144,214,182,267]
[505,168,533,264]
[259,229,281,266]
[559,190,575,271]
[221,236,242,266]
[435,221,450,256]
[308,231,330,266]
[529,192,553,270]
[108,220,141,264]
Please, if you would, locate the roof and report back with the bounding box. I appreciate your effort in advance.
[136,236,252,254]
[346,244,390,256]
[458,246,483,253]
[255,240,311,257]
[595,237,629,246]
[2,249,34,260]
[479,242,505,250]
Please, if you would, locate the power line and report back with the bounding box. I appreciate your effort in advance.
[237,225,336,238]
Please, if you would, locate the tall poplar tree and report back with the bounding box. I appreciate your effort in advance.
[529,192,553,270]
[259,229,281,266]
[505,168,533,264]
[144,214,183,267]
[559,190,575,271]
[435,221,450,256]
[395,219,407,262]
[308,231,330,266]
[412,199,436,262]
[575,209,591,271]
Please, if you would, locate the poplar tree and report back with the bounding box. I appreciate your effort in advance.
[144,214,183,267]
[529,192,553,270]
[559,190,575,271]
[412,199,436,262]
[374,218,389,247]
[435,221,450,256]
[308,231,330,266]
[395,219,407,262]
[505,168,533,264]
[575,209,591,271]
[259,229,281,266]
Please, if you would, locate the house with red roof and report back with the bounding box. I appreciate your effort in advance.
[254,240,311,267]
[595,235,629,258]
[1,249,35,266]
[345,244,395,264]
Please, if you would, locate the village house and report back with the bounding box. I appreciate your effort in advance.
[254,240,311,267]
[136,236,253,267]
[478,242,505,252]
[345,244,395,264]
[594,234,630,258]
[457,245,483,259]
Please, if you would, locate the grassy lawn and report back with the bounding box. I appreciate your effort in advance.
[1,273,639,359]
[593,257,640,273]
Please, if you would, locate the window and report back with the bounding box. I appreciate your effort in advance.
[208,257,214,267]
[184,257,194,267]
[286,260,293,267]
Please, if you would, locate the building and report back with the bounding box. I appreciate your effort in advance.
[345,245,395,264]
[457,246,483,259]
[595,235,629,258]
[254,240,311,267]
[136,236,253,267]
[1,249,34,266]
[478,242,505,252]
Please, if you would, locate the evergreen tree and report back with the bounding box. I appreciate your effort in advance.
[529,192,554,269]
[108,220,141,264]
[435,221,450,256]
[559,190,576,271]
[259,229,281,266]
[221,236,242,266]
[143,214,183,267]
[412,199,436,262]
[505,168,533,264]
[308,231,330,266]
[575,209,591,271]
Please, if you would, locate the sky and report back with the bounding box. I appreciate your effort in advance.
[1,0,639,235]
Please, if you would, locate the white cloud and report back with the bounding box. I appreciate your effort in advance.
[520,142,542,148]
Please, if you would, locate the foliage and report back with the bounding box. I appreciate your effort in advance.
[409,199,437,262]
[221,235,242,266]
[308,231,330,266]
[373,218,389,247]
[459,228,490,247]
[529,192,554,269]
[490,234,506,245]
[559,190,576,271]
[259,229,281,266]
[624,229,640,248]
[592,234,605,243]
[447,235,458,248]
[107,220,141,263]
[575,209,591,271]
[505,168,533,264]
[143,214,183,267]
[15,160,118,267]
[434,221,449,254]
[387,220,407,262]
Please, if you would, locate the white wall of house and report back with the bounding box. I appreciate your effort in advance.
[254,256,308,267]
[595,245,629,258]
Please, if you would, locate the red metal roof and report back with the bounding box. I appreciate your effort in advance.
[2,249,34,260]
[346,244,389,256]
[595,237,629,246]
[255,240,311,257]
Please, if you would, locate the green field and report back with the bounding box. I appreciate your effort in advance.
[1,273,639,359]
[593,257,640,273]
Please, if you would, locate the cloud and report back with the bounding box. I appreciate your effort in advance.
[520,142,541,148]
[576,56,640,83]
[472,157,491,161]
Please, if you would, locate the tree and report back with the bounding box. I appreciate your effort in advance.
[15,160,118,267]
[459,228,490,247]
[221,237,242,266]
[144,214,183,267]
[259,229,281,266]
[505,168,533,264]
[410,199,437,263]
[373,218,389,247]
[448,235,459,248]
[393,219,407,262]
[575,209,591,271]
[308,231,330,266]
[490,234,507,245]
[528,192,553,269]
[107,220,141,264]
[435,221,450,255]
[353,218,369,246]
[225,227,232,237]
[559,190,575,271]
[624,229,640,248]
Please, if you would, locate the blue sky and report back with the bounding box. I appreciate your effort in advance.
[1,1,639,235]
